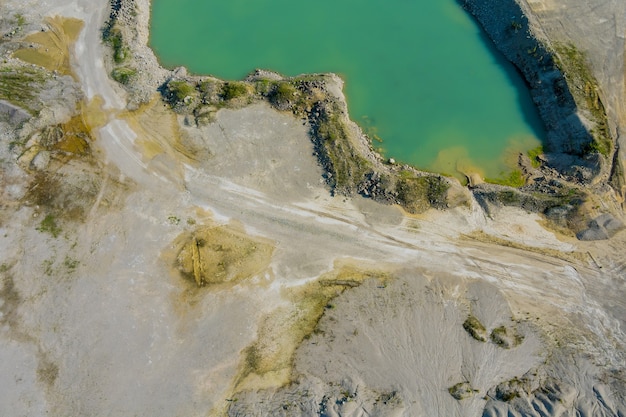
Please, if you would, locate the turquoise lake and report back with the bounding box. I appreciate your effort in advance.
[149,0,545,180]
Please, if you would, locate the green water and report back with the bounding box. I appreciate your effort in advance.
[149,0,545,180]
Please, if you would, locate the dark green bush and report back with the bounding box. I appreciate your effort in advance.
[167,80,196,103]
[221,82,249,100]
[104,28,129,64]
[462,315,487,342]
[111,67,136,85]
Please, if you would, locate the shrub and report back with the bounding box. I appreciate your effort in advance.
[254,79,273,96]
[396,175,449,213]
[167,80,196,103]
[111,67,136,85]
[221,82,249,101]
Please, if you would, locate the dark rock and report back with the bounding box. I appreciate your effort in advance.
[577,213,624,240]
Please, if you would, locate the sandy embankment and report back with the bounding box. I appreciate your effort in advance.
[0,0,625,416]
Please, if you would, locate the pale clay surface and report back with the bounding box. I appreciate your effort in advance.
[0,0,625,416]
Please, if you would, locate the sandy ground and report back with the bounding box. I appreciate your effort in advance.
[0,0,625,416]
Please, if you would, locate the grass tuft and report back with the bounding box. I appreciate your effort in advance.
[221,82,249,101]
[527,145,543,168]
[36,214,62,238]
[111,67,136,85]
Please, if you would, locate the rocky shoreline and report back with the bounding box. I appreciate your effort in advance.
[105,0,462,210]
[459,0,625,237]
[102,0,625,239]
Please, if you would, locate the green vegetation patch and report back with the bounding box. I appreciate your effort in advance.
[163,80,198,108]
[14,14,26,28]
[315,109,373,191]
[553,43,612,156]
[197,78,222,103]
[221,81,249,101]
[486,170,525,188]
[0,65,47,114]
[253,78,273,96]
[63,256,79,271]
[270,81,299,108]
[168,80,195,101]
[463,315,487,342]
[103,26,129,64]
[396,175,450,213]
[41,255,80,277]
[111,67,136,85]
[162,78,254,111]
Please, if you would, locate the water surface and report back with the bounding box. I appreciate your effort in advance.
[150,0,544,180]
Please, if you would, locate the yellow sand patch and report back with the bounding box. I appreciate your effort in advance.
[163,221,275,322]
[121,96,211,164]
[232,261,390,394]
[19,96,108,164]
[51,97,108,156]
[79,95,109,131]
[500,133,542,167]
[13,16,83,77]
[461,231,585,263]
[54,118,90,155]
[174,224,274,287]
[122,97,176,160]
